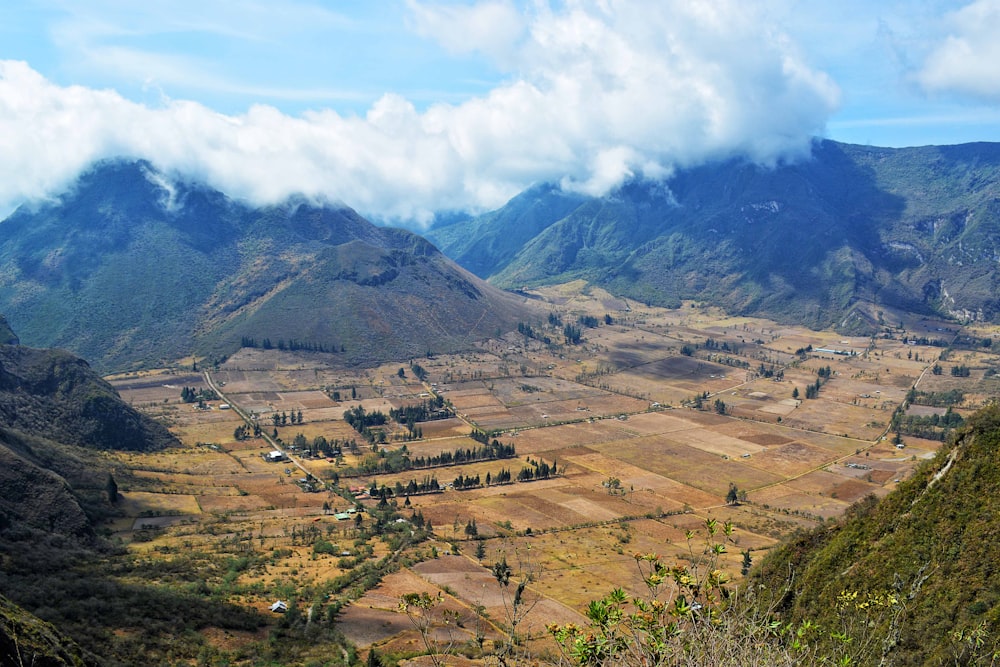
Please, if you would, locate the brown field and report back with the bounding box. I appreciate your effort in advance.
[103,290,1000,660]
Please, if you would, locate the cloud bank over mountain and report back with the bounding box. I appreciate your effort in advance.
[1,1,844,223]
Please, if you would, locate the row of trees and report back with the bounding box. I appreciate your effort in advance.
[368,476,442,498]
[907,388,965,407]
[454,458,557,489]
[239,336,343,353]
[412,440,517,469]
[893,407,964,441]
[272,410,303,427]
[340,440,517,477]
[704,337,741,354]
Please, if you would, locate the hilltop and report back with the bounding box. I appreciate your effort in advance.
[0,160,535,372]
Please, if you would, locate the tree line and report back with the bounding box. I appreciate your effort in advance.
[338,439,517,477]
[240,336,343,353]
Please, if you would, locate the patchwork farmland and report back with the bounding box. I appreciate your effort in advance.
[106,286,997,662]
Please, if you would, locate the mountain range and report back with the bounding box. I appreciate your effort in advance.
[0,160,534,372]
[428,140,1000,331]
[3,141,1000,373]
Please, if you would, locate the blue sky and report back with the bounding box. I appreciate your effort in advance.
[2,1,1000,223]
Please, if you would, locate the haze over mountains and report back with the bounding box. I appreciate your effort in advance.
[429,140,1000,332]
[0,160,533,372]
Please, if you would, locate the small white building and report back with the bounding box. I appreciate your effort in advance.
[265,450,286,462]
[270,601,288,613]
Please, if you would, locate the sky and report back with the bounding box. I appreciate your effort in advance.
[2,0,1000,224]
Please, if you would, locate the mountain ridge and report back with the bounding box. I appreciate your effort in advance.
[427,140,1000,331]
[0,159,535,372]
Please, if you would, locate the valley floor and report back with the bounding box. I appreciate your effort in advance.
[105,284,1000,664]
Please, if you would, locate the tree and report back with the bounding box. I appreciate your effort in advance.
[465,518,478,537]
[367,648,384,667]
[741,549,753,576]
[475,541,487,561]
[714,398,727,415]
[792,387,800,399]
[106,473,119,504]
[399,592,447,666]
[726,482,739,506]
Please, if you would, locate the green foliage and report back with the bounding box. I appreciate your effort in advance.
[179,386,217,404]
[550,519,929,666]
[1,593,99,667]
[893,407,964,441]
[753,405,1000,665]
[312,538,338,555]
[563,323,583,344]
[726,482,739,505]
[909,388,965,407]
[105,474,118,505]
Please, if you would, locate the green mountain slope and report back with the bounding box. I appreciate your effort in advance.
[754,405,1000,665]
[0,160,534,372]
[0,330,175,535]
[425,184,588,278]
[1,593,98,667]
[0,344,175,451]
[429,141,1000,330]
[0,329,265,665]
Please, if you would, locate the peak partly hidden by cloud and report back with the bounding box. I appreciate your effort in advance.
[1,1,839,225]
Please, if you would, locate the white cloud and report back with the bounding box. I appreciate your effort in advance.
[406,0,526,62]
[0,1,839,224]
[917,0,1000,102]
